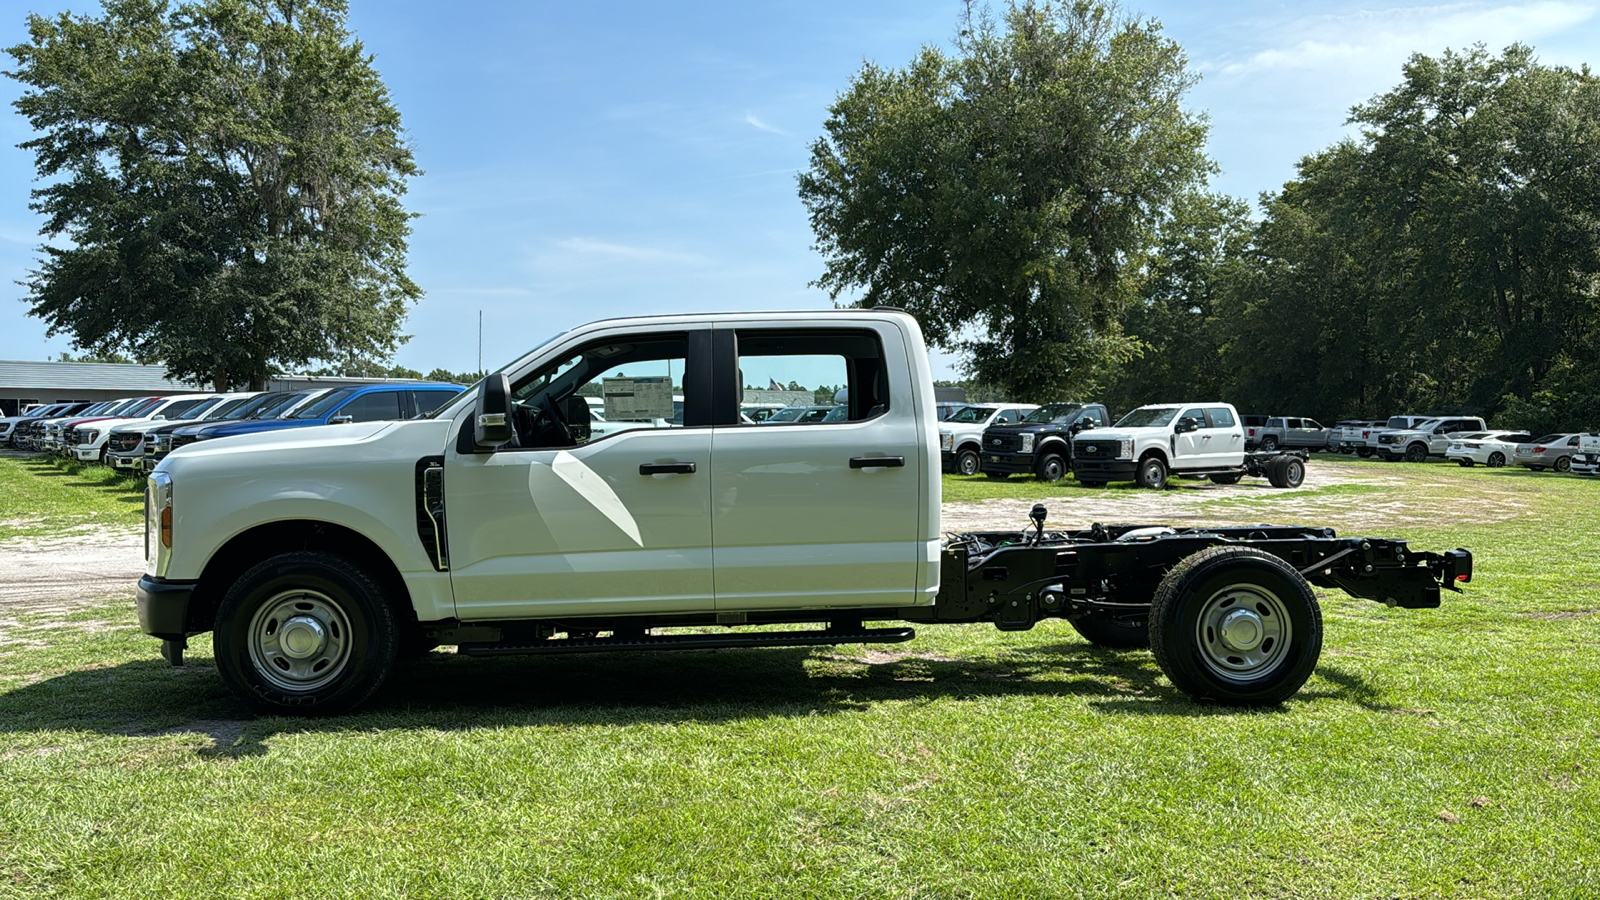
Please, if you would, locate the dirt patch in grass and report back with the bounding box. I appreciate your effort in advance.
[1522,609,1600,620]
[0,526,143,616]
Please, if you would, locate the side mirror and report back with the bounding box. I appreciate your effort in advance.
[329,414,354,425]
[565,396,592,443]
[474,373,514,451]
[1176,416,1200,434]
[1434,427,1446,434]
[1072,419,1095,434]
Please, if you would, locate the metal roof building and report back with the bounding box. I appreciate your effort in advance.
[0,360,450,416]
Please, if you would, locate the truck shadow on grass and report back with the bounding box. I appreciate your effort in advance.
[0,640,1389,759]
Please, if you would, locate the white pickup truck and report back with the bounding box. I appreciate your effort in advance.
[1567,434,1600,476]
[136,310,1471,714]
[1069,402,1308,489]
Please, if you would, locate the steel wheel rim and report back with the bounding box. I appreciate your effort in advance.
[247,589,354,693]
[1041,458,1064,481]
[958,451,979,476]
[1140,461,1163,487]
[1195,582,1293,682]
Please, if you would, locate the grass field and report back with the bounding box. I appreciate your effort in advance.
[0,455,1597,898]
[0,454,145,541]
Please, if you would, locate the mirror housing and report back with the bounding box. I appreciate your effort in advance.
[1175,416,1200,434]
[329,414,354,425]
[565,395,592,443]
[1071,419,1095,434]
[474,373,514,451]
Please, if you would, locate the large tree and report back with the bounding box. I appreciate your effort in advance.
[798,1,1213,401]
[6,0,419,390]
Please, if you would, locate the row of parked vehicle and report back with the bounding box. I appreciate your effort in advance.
[0,382,464,470]
[1257,413,1598,475]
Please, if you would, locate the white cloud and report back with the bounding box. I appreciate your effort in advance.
[550,238,709,267]
[744,113,787,135]
[1215,2,1596,78]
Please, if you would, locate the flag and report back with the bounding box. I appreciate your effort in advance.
[769,378,783,391]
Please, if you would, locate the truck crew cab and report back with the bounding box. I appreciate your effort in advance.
[978,402,1110,481]
[137,311,1470,715]
[1070,402,1308,490]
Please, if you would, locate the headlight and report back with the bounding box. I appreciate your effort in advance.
[1118,439,1134,459]
[1019,433,1034,453]
[940,432,954,450]
[81,430,99,444]
[146,471,173,572]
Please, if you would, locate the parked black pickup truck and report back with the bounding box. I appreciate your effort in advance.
[979,402,1111,481]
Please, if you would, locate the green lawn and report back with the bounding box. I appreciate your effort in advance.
[0,457,1597,897]
[0,454,145,541]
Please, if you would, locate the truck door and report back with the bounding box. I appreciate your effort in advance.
[1172,406,1210,468]
[709,323,927,611]
[444,328,714,620]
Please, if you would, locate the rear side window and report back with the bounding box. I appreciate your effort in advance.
[337,391,404,423]
[410,390,457,417]
[1205,407,1236,428]
[733,328,888,424]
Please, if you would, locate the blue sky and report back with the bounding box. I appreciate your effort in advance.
[2,0,1597,382]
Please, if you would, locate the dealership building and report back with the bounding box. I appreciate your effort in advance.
[0,360,439,416]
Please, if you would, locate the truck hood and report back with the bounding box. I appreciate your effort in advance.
[162,420,401,465]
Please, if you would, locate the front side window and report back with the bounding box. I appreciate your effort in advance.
[509,333,691,449]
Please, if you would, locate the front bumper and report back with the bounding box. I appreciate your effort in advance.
[1070,459,1138,480]
[107,451,145,471]
[136,575,197,640]
[71,446,100,461]
[982,451,1039,475]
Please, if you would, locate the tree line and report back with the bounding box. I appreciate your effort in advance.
[803,3,1600,434]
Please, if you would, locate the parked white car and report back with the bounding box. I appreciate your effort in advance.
[938,403,1039,475]
[1513,434,1581,472]
[1444,431,1533,468]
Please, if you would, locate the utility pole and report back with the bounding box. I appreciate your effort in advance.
[478,310,483,376]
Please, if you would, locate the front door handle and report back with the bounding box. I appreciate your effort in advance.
[849,456,905,469]
[640,461,696,475]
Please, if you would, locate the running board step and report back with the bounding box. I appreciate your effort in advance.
[457,627,916,657]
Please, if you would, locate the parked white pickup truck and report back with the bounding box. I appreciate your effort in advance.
[1571,434,1600,476]
[1069,402,1308,489]
[136,311,1471,714]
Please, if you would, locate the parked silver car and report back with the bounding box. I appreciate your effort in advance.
[1514,434,1581,472]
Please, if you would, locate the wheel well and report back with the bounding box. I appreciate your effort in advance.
[188,520,414,635]
[1036,439,1068,458]
[1140,448,1167,465]
[956,441,981,456]
[1408,441,1428,452]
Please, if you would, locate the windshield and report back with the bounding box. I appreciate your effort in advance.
[1386,416,1415,428]
[292,388,360,420]
[154,398,206,419]
[1115,406,1181,428]
[247,393,306,419]
[947,406,993,424]
[1412,418,1441,431]
[201,397,252,420]
[1024,403,1084,425]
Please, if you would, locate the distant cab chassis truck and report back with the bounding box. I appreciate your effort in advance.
[136,310,1473,714]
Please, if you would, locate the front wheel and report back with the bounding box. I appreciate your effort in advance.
[213,551,400,716]
[1035,452,1067,483]
[1404,443,1428,463]
[1149,546,1323,705]
[1137,456,1169,490]
[955,448,981,477]
[1555,455,1572,473]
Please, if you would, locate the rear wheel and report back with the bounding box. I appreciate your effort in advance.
[213,551,399,715]
[1259,436,1278,452]
[1487,451,1506,467]
[955,448,981,477]
[1035,452,1067,483]
[1137,455,1169,490]
[1404,443,1428,463]
[1266,455,1305,488]
[1070,617,1148,649]
[1149,546,1323,705]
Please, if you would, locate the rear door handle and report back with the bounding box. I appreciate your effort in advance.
[640,462,696,475]
[849,456,905,469]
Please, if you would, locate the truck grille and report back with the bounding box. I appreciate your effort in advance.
[144,434,160,456]
[170,434,199,451]
[985,433,1024,453]
[1073,440,1119,460]
[1378,433,1400,445]
[110,434,143,452]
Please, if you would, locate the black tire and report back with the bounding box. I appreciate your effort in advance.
[1078,479,1107,488]
[1149,546,1323,705]
[1070,616,1149,649]
[1259,436,1278,452]
[985,472,1011,480]
[1404,443,1428,463]
[1555,455,1572,473]
[1209,472,1242,485]
[1487,451,1506,468]
[213,551,400,716]
[1266,455,1305,489]
[1357,448,1374,458]
[1136,455,1169,490]
[1035,452,1067,483]
[1457,459,1473,467]
[955,448,981,477]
